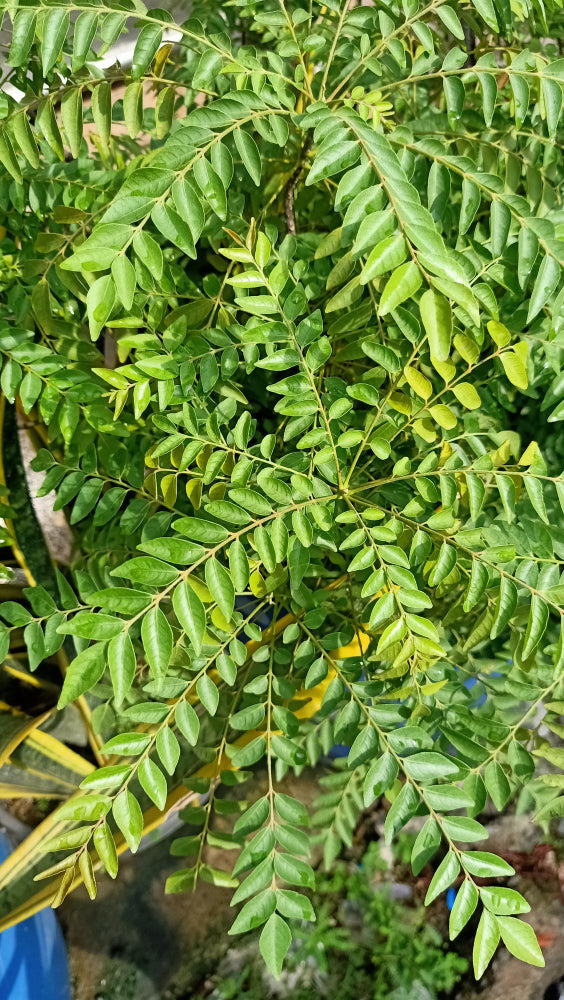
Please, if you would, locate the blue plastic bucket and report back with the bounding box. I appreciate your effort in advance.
[0,831,71,1000]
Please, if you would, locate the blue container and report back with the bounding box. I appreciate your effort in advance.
[0,831,71,1000]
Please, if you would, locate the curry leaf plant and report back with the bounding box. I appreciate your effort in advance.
[0,0,564,980]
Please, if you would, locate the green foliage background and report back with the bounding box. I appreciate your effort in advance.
[0,0,564,980]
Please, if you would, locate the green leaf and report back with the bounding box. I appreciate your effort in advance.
[101,732,150,756]
[498,917,544,967]
[193,157,227,220]
[132,24,162,78]
[509,72,529,129]
[411,817,441,876]
[93,822,119,879]
[461,851,515,878]
[527,255,560,323]
[384,782,419,843]
[9,9,37,67]
[56,794,110,822]
[108,631,136,707]
[151,203,196,259]
[175,700,200,746]
[522,594,549,658]
[113,790,143,854]
[361,234,407,284]
[259,913,292,980]
[428,542,456,586]
[231,703,265,730]
[275,793,309,827]
[404,366,432,400]
[205,558,235,621]
[87,274,116,341]
[173,581,206,653]
[72,10,97,70]
[196,674,219,716]
[306,140,360,185]
[348,725,378,769]
[138,758,167,810]
[12,111,39,168]
[141,606,173,679]
[275,888,315,922]
[490,200,511,257]
[352,210,395,258]
[172,179,204,243]
[0,132,22,184]
[234,128,261,185]
[484,761,511,810]
[419,289,452,361]
[133,231,163,279]
[58,643,106,708]
[61,86,83,159]
[444,75,465,126]
[36,98,64,159]
[480,886,530,916]
[473,909,500,979]
[459,178,481,234]
[425,785,473,812]
[379,262,422,315]
[450,881,479,940]
[518,228,538,290]
[89,82,111,149]
[229,889,276,934]
[362,341,400,372]
[425,850,460,904]
[42,8,69,75]
[403,751,459,783]
[442,815,487,842]
[490,576,518,639]
[274,852,314,889]
[471,0,498,30]
[111,255,136,311]
[524,476,548,524]
[123,80,144,139]
[112,557,178,587]
[495,474,516,522]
